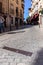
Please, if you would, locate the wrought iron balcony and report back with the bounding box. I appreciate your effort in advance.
[22,4,24,9]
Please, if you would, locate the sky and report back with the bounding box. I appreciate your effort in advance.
[24,0,31,21]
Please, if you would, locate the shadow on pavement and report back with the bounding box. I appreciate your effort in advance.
[8,31,25,34]
[0,25,37,35]
[33,48,43,65]
[18,25,34,30]
[12,25,35,31]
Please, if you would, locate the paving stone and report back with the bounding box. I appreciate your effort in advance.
[17,63,26,65]
[10,62,16,65]
[0,25,43,65]
[0,62,9,65]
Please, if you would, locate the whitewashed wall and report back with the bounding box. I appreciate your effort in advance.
[39,14,43,27]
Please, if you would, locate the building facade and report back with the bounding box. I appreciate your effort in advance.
[0,0,24,27]
[29,0,43,16]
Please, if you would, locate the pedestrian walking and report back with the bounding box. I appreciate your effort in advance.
[15,21,18,29]
[39,23,40,28]
[38,13,41,28]
[3,14,7,28]
[0,14,5,33]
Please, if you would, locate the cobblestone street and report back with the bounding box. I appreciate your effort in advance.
[0,25,43,65]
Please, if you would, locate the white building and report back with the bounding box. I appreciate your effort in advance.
[29,0,43,16]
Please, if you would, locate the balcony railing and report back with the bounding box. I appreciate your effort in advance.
[21,3,24,9]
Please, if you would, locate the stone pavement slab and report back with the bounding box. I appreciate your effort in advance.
[0,25,43,65]
[0,48,33,65]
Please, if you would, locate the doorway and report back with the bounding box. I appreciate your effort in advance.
[15,17,18,29]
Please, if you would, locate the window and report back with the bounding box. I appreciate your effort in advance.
[10,3,14,14]
[21,0,24,2]
[16,7,18,16]
[21,4,24,9]
[20,10,22,17]
[16,0,18,4]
